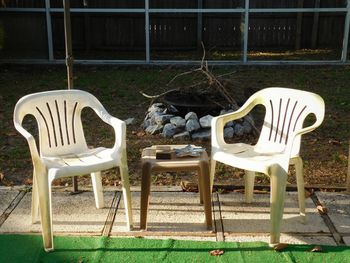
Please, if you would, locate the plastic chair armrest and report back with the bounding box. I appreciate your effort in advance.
[14,123,40,162]
[211,97,257,148]
[93,108,126,151]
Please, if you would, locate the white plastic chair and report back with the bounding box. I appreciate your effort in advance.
[210,87,325,246]
[13,89,133,251]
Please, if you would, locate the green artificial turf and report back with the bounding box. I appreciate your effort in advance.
[0,234,349,263]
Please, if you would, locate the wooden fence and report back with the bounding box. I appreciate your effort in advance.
[0,0,348,59]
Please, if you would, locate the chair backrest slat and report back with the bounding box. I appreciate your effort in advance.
[14,90,104,157]
[255,88,324,156]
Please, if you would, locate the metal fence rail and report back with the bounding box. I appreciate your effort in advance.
[0,0,349,65]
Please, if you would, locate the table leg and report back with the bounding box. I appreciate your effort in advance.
[140,162,152,230]
[199,161,213,230]
[198,170,203,204]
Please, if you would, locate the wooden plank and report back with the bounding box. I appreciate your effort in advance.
[102,191,121,236]
[311,195,345,245]
[212,192,224,241]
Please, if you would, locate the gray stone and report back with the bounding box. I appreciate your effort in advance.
[173,131,190,140]
[142,119,151,129]
[185,119,201,132]
[224,127,234,138]
[185,112,198,121]
[145,124,163,135]
[124,118,135,125]
[191,129,211,140]
[167,105,179,114]
[234,123,244,136]
[148,103,164,112]
[199,115,214,128]
[220,109,234,115]
[225,121,234,128]
[245,114,255,126]
[147,104,165,116]
[162,123,177,138]
[170,116,186,127]
[243,120,252,134]
[154,114,174,125]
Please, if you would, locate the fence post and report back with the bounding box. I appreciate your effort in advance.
[243,0,249,63]
[341,0,350,62]
[145,0,150,63]
[45,0,54,61]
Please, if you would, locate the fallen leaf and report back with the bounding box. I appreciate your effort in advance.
[180,180,198,192]
[317,205,328,215]
[134,236,144,239]
[24,178,33,185]
[0,172,4,181]
[136,131,146,137]
[209,250,224,256]
[310,246,323,252]
[273,243,289,252]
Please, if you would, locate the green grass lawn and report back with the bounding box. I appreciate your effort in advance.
[0,65,349,188]
[1,235,349,263]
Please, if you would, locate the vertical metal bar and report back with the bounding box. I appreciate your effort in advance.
[45,0,54,60]
[341,0,350,62]
[311,0,320,49]
[243,0,249,63]
[145,0,150,63]
[197,0,203,49]
[63,0,74,90]
[295,0,304,50]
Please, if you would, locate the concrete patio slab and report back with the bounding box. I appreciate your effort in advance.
[343,237,350,246]
[0,190,18,214]
[220,192,329,233]
[111,191,215,235]
[0,191,114,234]
[315,192,350,234]
[225,234,337,246]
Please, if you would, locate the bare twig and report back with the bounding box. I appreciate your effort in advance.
[139,88,180,99]
[167,68,201,87]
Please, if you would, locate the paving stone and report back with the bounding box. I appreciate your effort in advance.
[112,192,214,234]
[0,191,114,234]
[315,192,350,233]
[225,234,336,246]
[0,190,18,214]
[343,236,350,246]
[219,192,329,234]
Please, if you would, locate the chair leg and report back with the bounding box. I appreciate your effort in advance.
[119,160,133,230]
[269,164,288,246]
[35,170,54,252]
[210,159,216,193]
[293,157,306,223]
[244,170,256,203]
[91,172,105,209]
[31,172,40,224]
